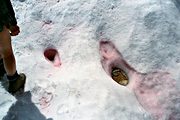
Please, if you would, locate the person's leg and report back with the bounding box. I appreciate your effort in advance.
[0,26,26,94]
[0,26,16,76]
[0,58,6,77]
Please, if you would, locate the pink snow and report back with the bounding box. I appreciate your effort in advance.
[99,40,180,120]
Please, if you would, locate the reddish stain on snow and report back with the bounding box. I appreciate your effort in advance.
[99,40,180,120]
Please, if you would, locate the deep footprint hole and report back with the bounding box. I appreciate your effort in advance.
[44,48,58,62]
[111,67,129,86]
[100,40,129,86]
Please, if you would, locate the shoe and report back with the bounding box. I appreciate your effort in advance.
[0,59,6,77]
[111,67,129,86]
[8,73,26,94]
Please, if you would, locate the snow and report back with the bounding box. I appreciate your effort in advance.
[0,0,180,120]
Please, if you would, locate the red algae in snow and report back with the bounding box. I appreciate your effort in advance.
[99,40,180,120]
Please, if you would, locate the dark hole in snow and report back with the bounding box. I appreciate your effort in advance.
[111,67,129,86]
[44,48,58,62]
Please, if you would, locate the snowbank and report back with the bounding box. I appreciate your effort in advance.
[0,0,179,119]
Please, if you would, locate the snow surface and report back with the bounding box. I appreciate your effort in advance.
[0,0,180,120]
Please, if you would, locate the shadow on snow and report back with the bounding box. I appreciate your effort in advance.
[3,91,53,120]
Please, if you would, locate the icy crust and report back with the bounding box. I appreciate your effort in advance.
[12,0,180,74]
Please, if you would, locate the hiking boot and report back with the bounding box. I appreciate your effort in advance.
[0,59,6,77]
[8,73,26,94]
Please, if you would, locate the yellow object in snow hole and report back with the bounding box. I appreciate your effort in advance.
[111,68,129,86]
